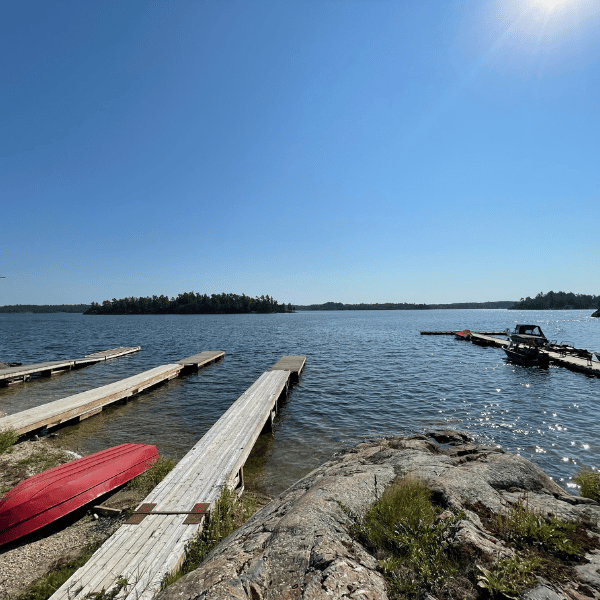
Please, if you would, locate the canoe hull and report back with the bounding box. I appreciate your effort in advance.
[0,443,158,547]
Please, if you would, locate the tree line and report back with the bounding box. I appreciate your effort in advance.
[509,291,600,310]
[0,304,91,313]
[294,301,515,311]
[84,292,294,315]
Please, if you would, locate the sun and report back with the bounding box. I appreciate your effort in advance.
[531,0,573,11]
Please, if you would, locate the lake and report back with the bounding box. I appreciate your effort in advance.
[1,309,598,495]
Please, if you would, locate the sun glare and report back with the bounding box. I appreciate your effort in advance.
[532,0,572,11]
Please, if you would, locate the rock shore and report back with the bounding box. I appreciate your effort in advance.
[158,431,600,600]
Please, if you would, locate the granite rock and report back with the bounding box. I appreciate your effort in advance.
[158,432,600,600]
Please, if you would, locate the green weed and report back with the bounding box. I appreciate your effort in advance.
[492,499,581,561]
[11,541,103,600]
[127,456,176,496]
[85,576,129,600]
[477,555,540,600]
[573,469,600,503]
[344,476,463,598]
[0,428,19,454]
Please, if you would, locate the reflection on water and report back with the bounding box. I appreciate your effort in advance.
[1,310,599,495]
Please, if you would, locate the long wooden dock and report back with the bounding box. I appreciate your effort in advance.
[420,331,507,336]
[0,351,225,436]
[0,347,141,387]
[429,330,600,377]
[50,355,306,600]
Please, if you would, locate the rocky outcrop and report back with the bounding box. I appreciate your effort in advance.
[158,431,600,600]
[592,309,600,318]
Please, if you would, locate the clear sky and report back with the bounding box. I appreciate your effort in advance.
[2,0,599,306]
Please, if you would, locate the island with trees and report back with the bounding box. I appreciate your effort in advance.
[84,292,294,315]
[509,291,600,310]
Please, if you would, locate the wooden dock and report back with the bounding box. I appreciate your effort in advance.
[49,355,306,600]
[177,350,225,372]
[544,349,600,377]
[430,330,600,377]
[269,354,306,381]
[0,347,141,387]
[0,351,225,436]
[420,331,507,336]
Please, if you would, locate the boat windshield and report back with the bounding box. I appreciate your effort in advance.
[515,325,545,337]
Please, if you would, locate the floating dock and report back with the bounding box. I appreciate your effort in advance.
[50,355,305,600]
[177,350,225,372]
[420,331,507,336]
[0,351,225,436]
[0,347,141,387]
[426,331,600,377]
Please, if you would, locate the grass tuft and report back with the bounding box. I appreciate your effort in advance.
[476,555,540,600]
[343,476,464,598]
[0,428,19,454]
[492,498,581,561]
[10,541,103,600]
[127,456,176,496]
[573,469,600,503]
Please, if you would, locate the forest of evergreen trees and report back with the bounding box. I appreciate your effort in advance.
[0,304,90,313]
[294,300,515,311]
[84,292,293,315]
[510,291,600,310]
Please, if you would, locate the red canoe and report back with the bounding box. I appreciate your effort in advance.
[0,443,158,547]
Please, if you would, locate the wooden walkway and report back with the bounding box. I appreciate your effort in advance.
[178,350,225,372]
[0,347,140,386]
[420,331,507,336]
[0,351,225,436]
[50,355,306,600]
[434,331,600,377]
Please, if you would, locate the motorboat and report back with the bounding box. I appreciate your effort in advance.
[506,324,549,347]
[504,339,550,368]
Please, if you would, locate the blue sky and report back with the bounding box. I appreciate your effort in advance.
[2,0,599,305]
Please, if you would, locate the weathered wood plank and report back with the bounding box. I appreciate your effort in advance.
[0,347,141,384]
[50,358,305,600]
[0,360,74,383]
[0,365,183,435]
[270,355,305,374]
[177,350,225,369]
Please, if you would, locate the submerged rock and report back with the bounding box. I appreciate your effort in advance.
[158,432,600,600]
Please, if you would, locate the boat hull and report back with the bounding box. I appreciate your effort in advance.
[0,443,158,547]
[504,347,549,368]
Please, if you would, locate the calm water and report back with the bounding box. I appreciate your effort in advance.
[1,310,599,495]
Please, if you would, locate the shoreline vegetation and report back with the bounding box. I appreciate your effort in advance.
[84,292,293,315]
[294,300,515,310]
[2,290,600,314]
[509,291,600,311]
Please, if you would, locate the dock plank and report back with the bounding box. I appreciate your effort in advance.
[178,350,225,369]
[50,357,305,600]
[0,365,183,435]
[0,347,140,385]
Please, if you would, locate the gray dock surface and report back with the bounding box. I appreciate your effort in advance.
[0,347,141,386]
[0,350,225,435]
[50,355,305,600]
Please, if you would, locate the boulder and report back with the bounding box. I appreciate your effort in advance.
[158,432,600,600]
